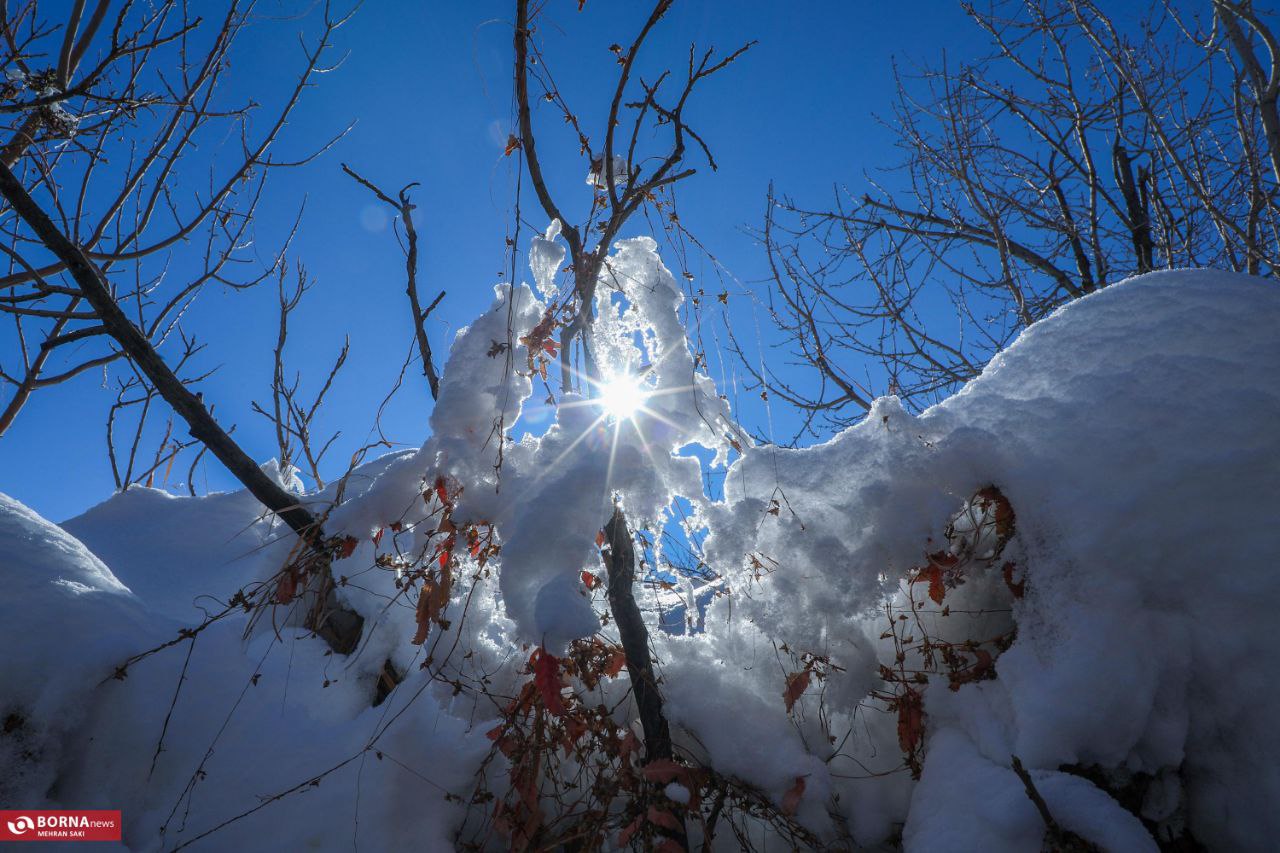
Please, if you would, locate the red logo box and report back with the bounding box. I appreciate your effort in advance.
[0,811,122,843]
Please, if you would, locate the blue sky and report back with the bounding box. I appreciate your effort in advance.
[1,1,989,521]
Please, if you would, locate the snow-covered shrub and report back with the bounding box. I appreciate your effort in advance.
[2,241,1277,851]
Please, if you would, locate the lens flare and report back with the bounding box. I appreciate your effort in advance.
[598,375,647,420]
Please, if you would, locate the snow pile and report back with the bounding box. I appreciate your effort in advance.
[2,238,1277,852]
[698,269,1280,850]
[0,493,149,807]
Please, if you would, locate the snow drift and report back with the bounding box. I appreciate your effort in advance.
[1,245,1276,851]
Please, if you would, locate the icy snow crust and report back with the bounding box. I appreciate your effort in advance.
[1,243,1276,851]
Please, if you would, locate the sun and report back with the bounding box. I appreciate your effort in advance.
[597,374,648,420]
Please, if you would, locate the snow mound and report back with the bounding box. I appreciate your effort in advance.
[3,256,1276,852]
[701,269,1280,850]
[0,493,149,807]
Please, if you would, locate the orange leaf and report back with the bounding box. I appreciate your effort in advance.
[412,589,432,645]
[503,134,522,156]
[605,649,627,678]
[782,775,806,816]
[595,530,606,548]
[783,670,811,713]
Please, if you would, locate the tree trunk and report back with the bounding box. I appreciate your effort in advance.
[604,507,688,848]
[0,161,361,654]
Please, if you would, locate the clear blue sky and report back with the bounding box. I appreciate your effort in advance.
[1,1,987,521]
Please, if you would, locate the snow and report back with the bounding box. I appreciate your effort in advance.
[3,251,1277,851]
[528,218,565,298]
[698,268,1280,850]
[0,492,149,808]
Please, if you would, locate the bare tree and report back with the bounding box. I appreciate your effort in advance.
[514,0,752,392]
[754,0,1280,438]
[509,2,750,847]
[341,162,445,400]
[0,2,348,436]
[250,262,348,491]
[0,1,363,653]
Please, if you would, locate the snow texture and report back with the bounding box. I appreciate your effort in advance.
[2,250,1277,852]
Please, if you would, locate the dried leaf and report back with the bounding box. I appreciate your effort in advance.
[783,670,811,712]
[646,805,682,831]
[896,687,925,757]
[913,565,946,604]
[641,758,685,784]
[617,816,642,847]
[337,536,358,559]
[531,648,567,716]
[1003,561,1026,599]
[782,775,806,816]
[605,648,627,678]
[276,571,296,605]
[503,134,522,156]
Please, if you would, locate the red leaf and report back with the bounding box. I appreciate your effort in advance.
[434,477,449,506]
[1003,561,1025,599]
[563,715,588,746]
[503,134,522,156]
[581,570,598,590]
[485,724,504,741]
[531,648,567,716]
[783,670,811,713]
[389,521,402,532]
[372,527,384,548]
[912,565,945,604]
[641,759,685,784]
[782,776,806,816]
[617,816,642,847]
[595,530,606,548]
[897,687,925,756]
[646,805,681,831]
[276,571,296,605]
